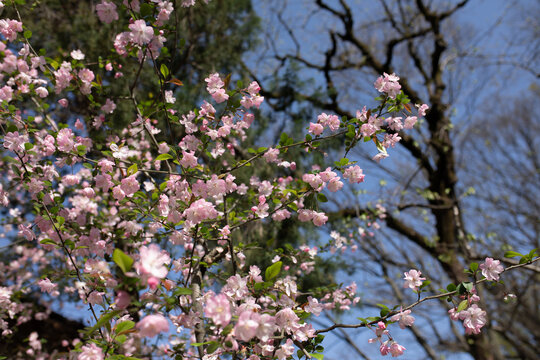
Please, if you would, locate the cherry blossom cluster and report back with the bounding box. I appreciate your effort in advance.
[1,1,527,359]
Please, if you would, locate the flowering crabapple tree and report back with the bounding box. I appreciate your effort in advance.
[0,0,538,359]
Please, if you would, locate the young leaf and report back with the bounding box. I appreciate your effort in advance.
[167,78,184,86]
[504,251,522,258]
[155,153,173,161]
[457,299,468,312]
[113,249,134,274]
[127,163,138,176]
[265,261,282,281]
[115,320,135,334]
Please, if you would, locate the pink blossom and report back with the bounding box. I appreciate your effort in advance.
[272,209,291,221]
[98,159,114,173]
[18,224,35,240]
[368,321,389,343]
[459,304,486,334]
[479,257,504,281]
[164,90,176,103]
[372,152,389,162]
[309,122,324,136]
[305,296,324,316]
[96,1,118,24]
[255,314,276,342]
[302,173,324,191]
[275,339,295,360]
[115,291,131,309]
[136,314,170,337]
[0,19,23,42]
[327,177,344,192]
[312,211,328,227]
[135,244,171,287]
[3,131,27,153]
[58,98,69,108]
[183,199,218,224]
[247,81,260,95]
[94,174,112,192]
[235,311,260,341]
[79,342,104,360]
[129,20,154,45]
[101,98,116,114]
[385,117,403,131]
[389,342,406,357]
[211,88,229,103]
[318,113,340,131]
[28,178,44,194]
[88,291,104,305]
[78,68,95,83]
[417,103,429,117]
[403,116,417,129]
[383,133,401,148]
[205,73,224,93]
[70,49,85,60]
[263,148,280,163]
[206,175,227,197]
[35,87,49,98]
[38,278,57,293]
[380,341,391,356]
[343,165,365,184]
[298,209,314,222]
[120,175,140,197]
[56,128,74,152]
[0,85,13,102]
[275,308,300,332]
[180,150,198,168]
[223,275,249,300]
[403,269,426,291]
[205,293,231,326]
[112,185,125,200]
[374,72,401,99]
[390,309,415,329]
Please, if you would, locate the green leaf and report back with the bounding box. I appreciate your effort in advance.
[469,262,478,272]
[56,216,65,225]
[287,202,298,212]
[115,335,127,344]
[115,320,135,334]
[127,163,138,176]
[87,310,122,335]
[446,283,456,292]
[40,238,57,246]
[77,145,86,156]
[206,341,219,354]
[140,3,154,17]
[113,249,134,274]
[504,251,522,258]
[156,153,173,161]
[317,193,328,203]
[265,261,282,281]
[457,299,468,312]
[310,354,324,360]
[23,30,32,39]
[174,287,193,296]
[24,142,34,150]
[191,341,212,347]
[160,64,170,79]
